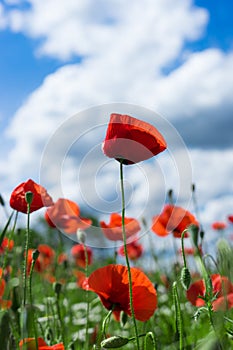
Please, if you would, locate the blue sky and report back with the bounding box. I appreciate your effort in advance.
[0,0,233,246]
[1,0,232,129]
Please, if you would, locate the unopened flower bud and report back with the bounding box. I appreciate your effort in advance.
[76,229,86,244]
[101,336,129,348]
[32,249,40,261]
[25,191,34,205]
[120,311,128,327]
[181,267,191,290]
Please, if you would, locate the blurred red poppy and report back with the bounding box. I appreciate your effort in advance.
[10,179,53,213]
[19,338,64,349]
[71,244,93,268]
[57,252,68,265]
[86,264,157,321]
[38,244,55,267]
[73,270,87,288]
[45,198,92,234]
[178,246,203,256]
[102,113,167,165]
[118,240,143,260]
[151,204,199,238]
[0,237,14,254]
[228,215,233,223]
[211,221,227,230]
[187,274,233,311]
[100,213,141,241]
[0,278,5,298]
[27,245,55,274]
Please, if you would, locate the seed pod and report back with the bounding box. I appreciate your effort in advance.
[181,267,191,290]
[25,191,34,205]
[101,336,129,348]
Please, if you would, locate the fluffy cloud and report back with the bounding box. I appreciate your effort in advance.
[6,0,207,62]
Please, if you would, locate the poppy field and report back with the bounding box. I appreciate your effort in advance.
[0,113,233,349]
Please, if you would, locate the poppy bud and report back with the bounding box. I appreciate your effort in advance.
[25,191,34,206]
[76,229,86,244]
[181,267,191,290]
[167,189,173,202]
[200,230,205,240]
[32,249,40,262]
[53,282,62,295]
[101,336,129,348]
[120,311,128,327]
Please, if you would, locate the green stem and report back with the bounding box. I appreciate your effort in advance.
[181,229,188,268]
[84,244,90,350]
[120,160,140,350]
[172,282,184,350]
[55,286,66,348]
[23,204,31,307]
[21,203,31,347]
[96,309,113,349]
[29,258,38,350]
[143,331,157,350]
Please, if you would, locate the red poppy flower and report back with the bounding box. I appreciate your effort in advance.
[71,244,93,268]
[211,221,227,230]
[187,274,233,311]
[118,240,143,260]
[102,113,167,165]
[45,198,92,234]
[86,264,157,321]
[100,213,141,241]
[151,204,199,238]
[19,338,64,350]
[10,179,53,213]
[228,215,233,223]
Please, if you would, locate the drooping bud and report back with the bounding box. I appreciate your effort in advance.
[101,336,129,348]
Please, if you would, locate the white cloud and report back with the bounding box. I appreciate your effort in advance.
[154,49,233,118]
[5,0,208,61]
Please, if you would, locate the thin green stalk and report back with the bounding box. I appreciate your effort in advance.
[120,160,140,350]
[29,253,39,350]
[21,197,32,348]
[96,309,113,349]
[172,282,184,350]
[84,244,90,350]
[54,283,66,348]
[181,229,188,268]
[143,331,157,350]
